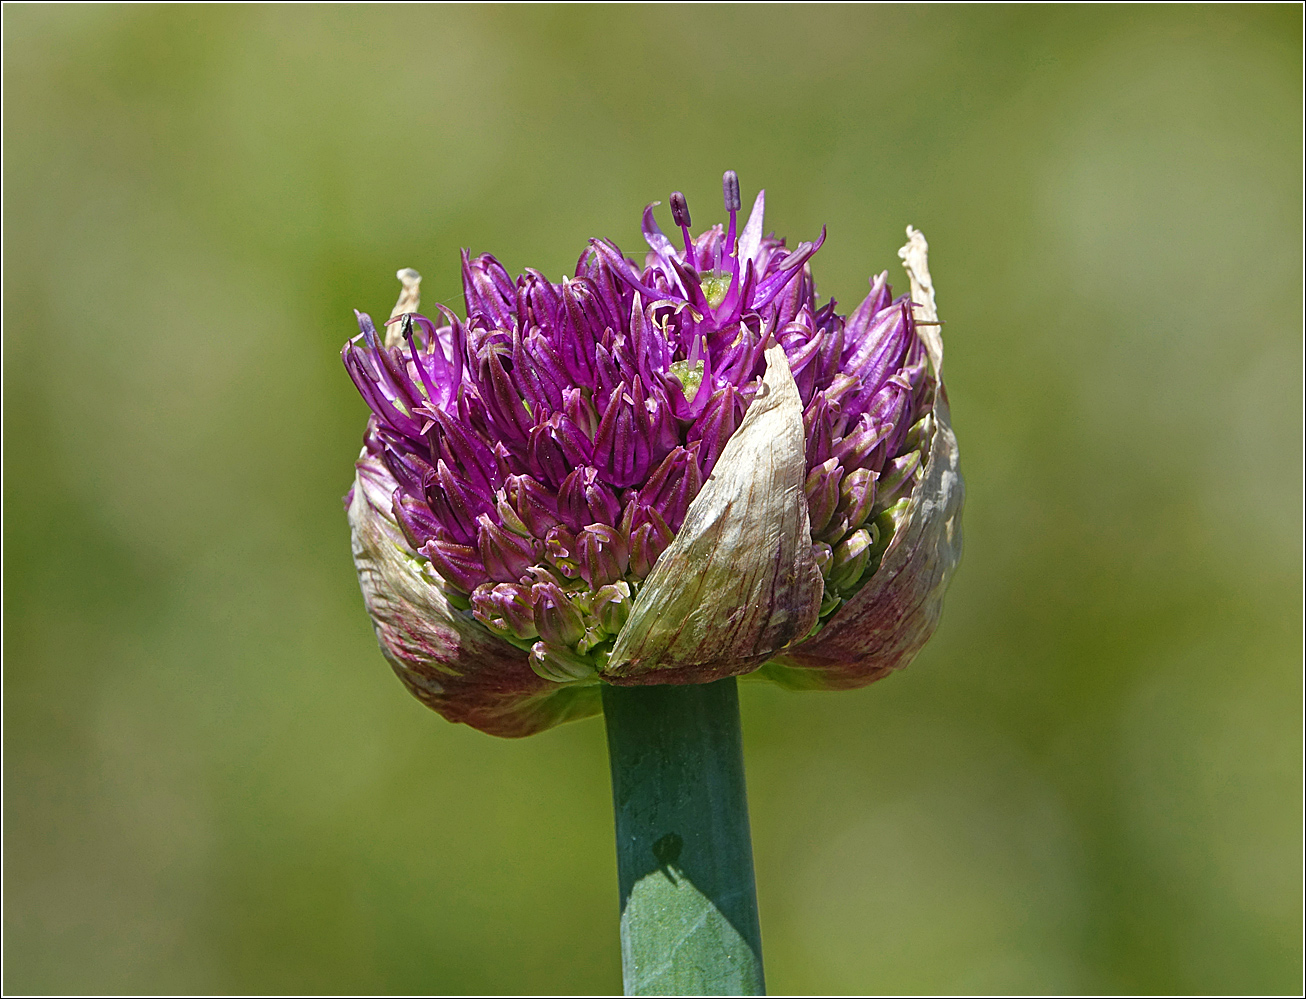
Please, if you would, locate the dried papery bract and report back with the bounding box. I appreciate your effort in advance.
[606,346,824,683]
[349,438,600,737]
[761,227,964,690]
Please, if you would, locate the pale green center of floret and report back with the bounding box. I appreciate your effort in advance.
[700,273,732,309]
[670,358,705,402]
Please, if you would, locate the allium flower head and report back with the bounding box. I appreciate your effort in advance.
[345,174,963,736]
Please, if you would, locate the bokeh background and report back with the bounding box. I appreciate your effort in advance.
[4,5,1301,995]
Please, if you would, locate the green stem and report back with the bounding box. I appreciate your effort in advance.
[602,677,766,996]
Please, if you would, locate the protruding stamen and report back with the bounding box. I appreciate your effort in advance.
[670,191,691,228]
[722,170,741,213]
[723,171,741,285]
[670,190,694,261]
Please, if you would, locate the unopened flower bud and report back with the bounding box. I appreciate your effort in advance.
[829,529,875,594]
[629,513,674,579]
[593,581,633,635]
[532,581,587,648]
[530,641,598,684]
[472,582,539,642]
[477,514,540,582]
[576,524,630,588]
[804,458,844,536]
[811,541,834,577]
[838,467,878,531]
[876,450,923,506]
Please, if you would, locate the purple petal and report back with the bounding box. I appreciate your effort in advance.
[477,514,540,583]
[642,202,678,263]
[738,189,766,267]
[420,536,490,593]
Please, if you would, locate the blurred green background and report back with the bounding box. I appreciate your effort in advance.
[4,5,1300,995]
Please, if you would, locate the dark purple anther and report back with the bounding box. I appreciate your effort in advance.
[669,190,691,229]
[722,170,741,214]
[670,190,694,261]
[722,170,741,281]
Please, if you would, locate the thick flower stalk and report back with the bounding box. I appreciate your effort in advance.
[344,173,962,738]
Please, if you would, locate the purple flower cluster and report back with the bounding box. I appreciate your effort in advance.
[344,172,937,685]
